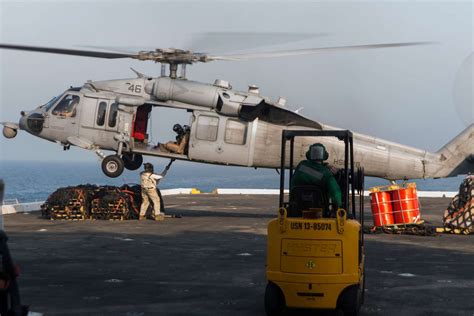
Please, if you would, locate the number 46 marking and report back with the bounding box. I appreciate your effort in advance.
[128,84,142,93]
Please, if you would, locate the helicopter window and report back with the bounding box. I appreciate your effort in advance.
[42,95,60,112]
[196,115,219,141]
[224,120,247,145]
[96,101,107,126]
[108,103,119,128]
[52,94,79,117]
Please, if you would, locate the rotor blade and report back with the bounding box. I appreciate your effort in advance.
[79,32,327,55]
[79,45,154,54]
[0,44,137,59]
[207,42,434,61]
[186,31,327,53]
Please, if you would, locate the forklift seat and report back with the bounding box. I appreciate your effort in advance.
[289,185,329,217]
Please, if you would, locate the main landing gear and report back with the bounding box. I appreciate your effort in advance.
[101,153,143,178]
[101,155,124,178]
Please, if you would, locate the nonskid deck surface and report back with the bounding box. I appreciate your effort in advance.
[4,195,473,315]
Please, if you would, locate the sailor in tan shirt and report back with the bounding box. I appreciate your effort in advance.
[139,160,173,220]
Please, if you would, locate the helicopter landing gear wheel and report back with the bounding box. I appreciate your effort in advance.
[122,153,143,170]
[101,155,125,178]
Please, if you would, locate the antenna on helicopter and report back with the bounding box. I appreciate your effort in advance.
[130,67,145,78]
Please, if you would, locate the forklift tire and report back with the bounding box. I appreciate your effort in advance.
[101,155,125,178]
[264,282,286,316]
[122,153,143,170]
[338,285,362,316]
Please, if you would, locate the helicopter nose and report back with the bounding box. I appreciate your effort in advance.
[19,111,45,135]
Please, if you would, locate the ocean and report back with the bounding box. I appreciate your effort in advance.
[0,160,466,203]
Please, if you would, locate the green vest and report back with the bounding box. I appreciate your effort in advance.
[290,160,342,208]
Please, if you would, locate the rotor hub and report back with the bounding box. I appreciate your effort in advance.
[135,48,208,64]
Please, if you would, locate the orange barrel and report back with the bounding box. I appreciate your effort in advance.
[370,191,395,227]
[391,185,421,224]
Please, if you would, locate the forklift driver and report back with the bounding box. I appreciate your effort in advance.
[164,124,190,154]
[290,143,342,212]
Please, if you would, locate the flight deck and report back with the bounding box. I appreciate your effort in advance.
[4,195,473,315]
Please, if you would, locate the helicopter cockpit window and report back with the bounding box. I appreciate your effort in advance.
[42,95,60,112]
[196,115,219,141]
[96,101,107,126]
[52,94,80,117]
[224,120,247,145]
[108,103,119,128]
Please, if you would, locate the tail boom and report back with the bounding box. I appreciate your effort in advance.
[424,124,474,178]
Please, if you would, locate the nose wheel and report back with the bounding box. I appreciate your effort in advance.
[101,155,125,178]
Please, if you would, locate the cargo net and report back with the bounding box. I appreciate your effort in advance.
[41,185,96,220]
[442,176,474,234]
[41,184,143,220]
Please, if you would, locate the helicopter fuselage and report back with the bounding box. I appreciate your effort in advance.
[5,76,473,180]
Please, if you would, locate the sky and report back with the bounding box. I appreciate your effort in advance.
[0,0,472,164]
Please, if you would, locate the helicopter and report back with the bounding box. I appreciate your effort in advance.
[0,42,472,179]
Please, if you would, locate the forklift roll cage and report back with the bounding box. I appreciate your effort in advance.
[279,129,363,225]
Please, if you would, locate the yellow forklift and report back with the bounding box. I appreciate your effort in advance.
[265,130,365,316]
